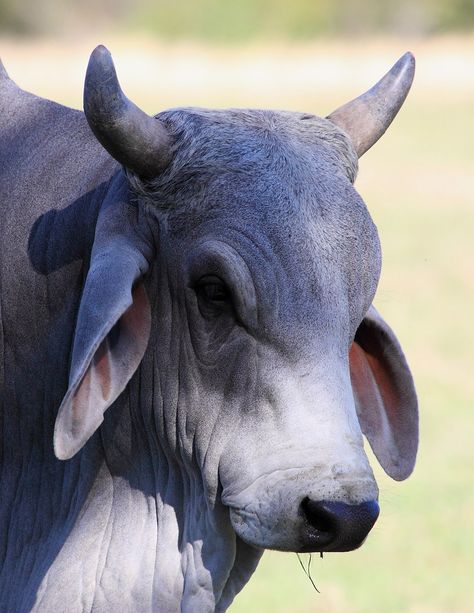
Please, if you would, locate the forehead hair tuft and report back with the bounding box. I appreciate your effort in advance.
[126,107,358,214]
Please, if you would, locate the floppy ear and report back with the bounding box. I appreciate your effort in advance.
[349,306,418,480]
[54,176,152,460]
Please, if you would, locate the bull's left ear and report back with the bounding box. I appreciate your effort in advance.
[54,175,153,460]
[349,305,418,480]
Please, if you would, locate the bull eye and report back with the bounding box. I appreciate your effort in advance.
[195,275,233,316]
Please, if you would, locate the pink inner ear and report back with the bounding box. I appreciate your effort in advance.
[94,341,112,401]
[120,282,151,348]
[56,283,151,459]
[349,342,395,462]
[72,283,151,410]
[349,327,418,482]
[363,349,401,428]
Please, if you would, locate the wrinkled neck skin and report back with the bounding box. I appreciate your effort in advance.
[34,295,262,612]
[0,209,261,613]
[1,376,259,613]
[93,340,264,613]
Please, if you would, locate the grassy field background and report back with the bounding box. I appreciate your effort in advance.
[2,34,473,612]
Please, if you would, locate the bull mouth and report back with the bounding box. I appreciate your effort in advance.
[297,538,366,554]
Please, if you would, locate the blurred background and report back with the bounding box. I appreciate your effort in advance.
[1,2,473,612]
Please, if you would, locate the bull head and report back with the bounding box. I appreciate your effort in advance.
[54,47,418,560]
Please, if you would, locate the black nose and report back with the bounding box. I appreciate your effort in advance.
[299,498,380,552]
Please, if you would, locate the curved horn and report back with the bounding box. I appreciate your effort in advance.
[327,52,415,157]
[84,45,172,178]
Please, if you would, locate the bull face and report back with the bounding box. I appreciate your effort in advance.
[54,48,418,556]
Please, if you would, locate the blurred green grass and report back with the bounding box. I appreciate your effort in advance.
[3,0,474,39]
[2,36,473,612]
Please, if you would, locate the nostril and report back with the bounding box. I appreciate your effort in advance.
[300,497,337,549]
[299,498,380,552]
[300,497,335,533]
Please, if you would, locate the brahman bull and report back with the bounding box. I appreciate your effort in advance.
[0,47,418,611]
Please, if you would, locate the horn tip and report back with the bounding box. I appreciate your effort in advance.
[88,45,115,76]
[393,51,416,85]
[85,44,117,95]
[91,44,111,59]
[400,50,416,65]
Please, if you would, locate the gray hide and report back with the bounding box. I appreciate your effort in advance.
[0,49,418,612]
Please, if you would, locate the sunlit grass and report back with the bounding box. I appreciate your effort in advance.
[2,35,472,612]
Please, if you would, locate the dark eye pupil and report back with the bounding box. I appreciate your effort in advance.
[194,276,234,319]
[201,283,229,302]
